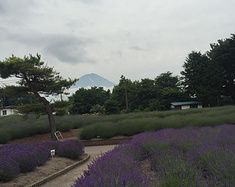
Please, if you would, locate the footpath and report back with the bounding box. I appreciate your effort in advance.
[41,145,116,187]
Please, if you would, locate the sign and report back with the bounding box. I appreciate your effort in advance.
[51,149,55,156]
[51,149,55,160]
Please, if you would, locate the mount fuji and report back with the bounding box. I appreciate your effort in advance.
[71,73,116,88]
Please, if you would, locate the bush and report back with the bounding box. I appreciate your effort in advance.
[12,151,39,173]
[72,148,148,187]
[57,123,73,132]
[104,99,120,115]
[0,130,11,144]
[98,123,117,139]
[57,139,84,159]
[78,125,99,140]
[0,140,84,182]
[71,122,82,129]
[32,145,50,166]
[0,156,20,182]
[73,124,235,186]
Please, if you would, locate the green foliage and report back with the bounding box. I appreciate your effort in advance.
[181,34,235,106]
[0,88,39,107]
[209,34,235,104]
[51,100,71,116]
[112,73,188,112]
[181,51,224,107]
[17,103,46,116]
[0,130,11,144]
[56,122,73,132]
[1,106,235,143]
[90,104,105,114]
[69,87,110,115]
[155,71,179,89]
[0,54,77,140]
[78,106,235,140]
[104,99,120,114]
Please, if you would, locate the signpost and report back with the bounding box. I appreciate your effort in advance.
[51,149,55,160]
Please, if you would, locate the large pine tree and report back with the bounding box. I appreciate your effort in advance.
[0,54,77,140]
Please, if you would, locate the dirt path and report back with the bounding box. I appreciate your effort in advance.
[9,130,78,144]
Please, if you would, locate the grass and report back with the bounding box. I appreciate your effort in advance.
[0,105,235,143]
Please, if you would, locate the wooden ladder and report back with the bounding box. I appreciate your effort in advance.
[54,131,64,141]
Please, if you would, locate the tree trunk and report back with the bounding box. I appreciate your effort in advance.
[35,95,57,140]
[44,102,57,140]
[24,75,57,140]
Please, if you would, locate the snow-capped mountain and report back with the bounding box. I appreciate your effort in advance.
[71,73,116,88]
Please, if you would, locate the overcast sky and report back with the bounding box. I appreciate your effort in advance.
[0,0,234,86]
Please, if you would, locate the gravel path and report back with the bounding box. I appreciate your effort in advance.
[41,145,116,187]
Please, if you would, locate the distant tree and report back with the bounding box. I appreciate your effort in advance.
[136,78,159,109]
[209,34,235,104]
[104,99,120,114]
[69,87,110,114]
[111,76,135,111]
[0,87,39,107]
[0,54,77,140]
[155,72,188,110]
[0,87,9,107]
[111,73,186,112]
[51,100,71,116]
[90,104,105,114]
[155,71,179,89]
[181,51,223,106]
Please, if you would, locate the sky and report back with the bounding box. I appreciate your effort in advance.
[0,0,235,87]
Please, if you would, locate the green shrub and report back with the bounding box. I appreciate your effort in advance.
[0,130,11,144]
[98,122,117,139]
[71,122,82,129]
[57,123,73,132]
[104,99,120,114]
[78,126,99,140]
[1,106,235,141]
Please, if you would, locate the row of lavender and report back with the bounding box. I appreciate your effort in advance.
[0,139,84,182]
[73,124,235,187]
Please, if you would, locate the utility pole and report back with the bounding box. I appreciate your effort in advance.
[123,76,129,109]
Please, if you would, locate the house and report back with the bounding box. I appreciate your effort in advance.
[170,101,203,110]
[0,106,18,116]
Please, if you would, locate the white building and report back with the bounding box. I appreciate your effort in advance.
[0,106,18,116]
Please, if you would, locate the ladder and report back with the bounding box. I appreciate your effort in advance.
[54,131,64,141]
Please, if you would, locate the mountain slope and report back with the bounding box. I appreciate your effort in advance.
[71,73,116,88]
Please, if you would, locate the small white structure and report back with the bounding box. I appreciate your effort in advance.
[0,106,18,116]
[170,101,203,110]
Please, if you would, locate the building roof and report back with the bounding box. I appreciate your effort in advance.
[171,101,202,106]
[0,105,17,110]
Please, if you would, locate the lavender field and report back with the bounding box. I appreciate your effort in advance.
[0,139,84,182]
[73,124,235,187]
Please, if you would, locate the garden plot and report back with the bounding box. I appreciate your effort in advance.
[72,124,235,187]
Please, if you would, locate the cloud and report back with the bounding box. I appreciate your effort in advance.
[1,28,94,64]
[130,46,145,51]
[43,36,95,64]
